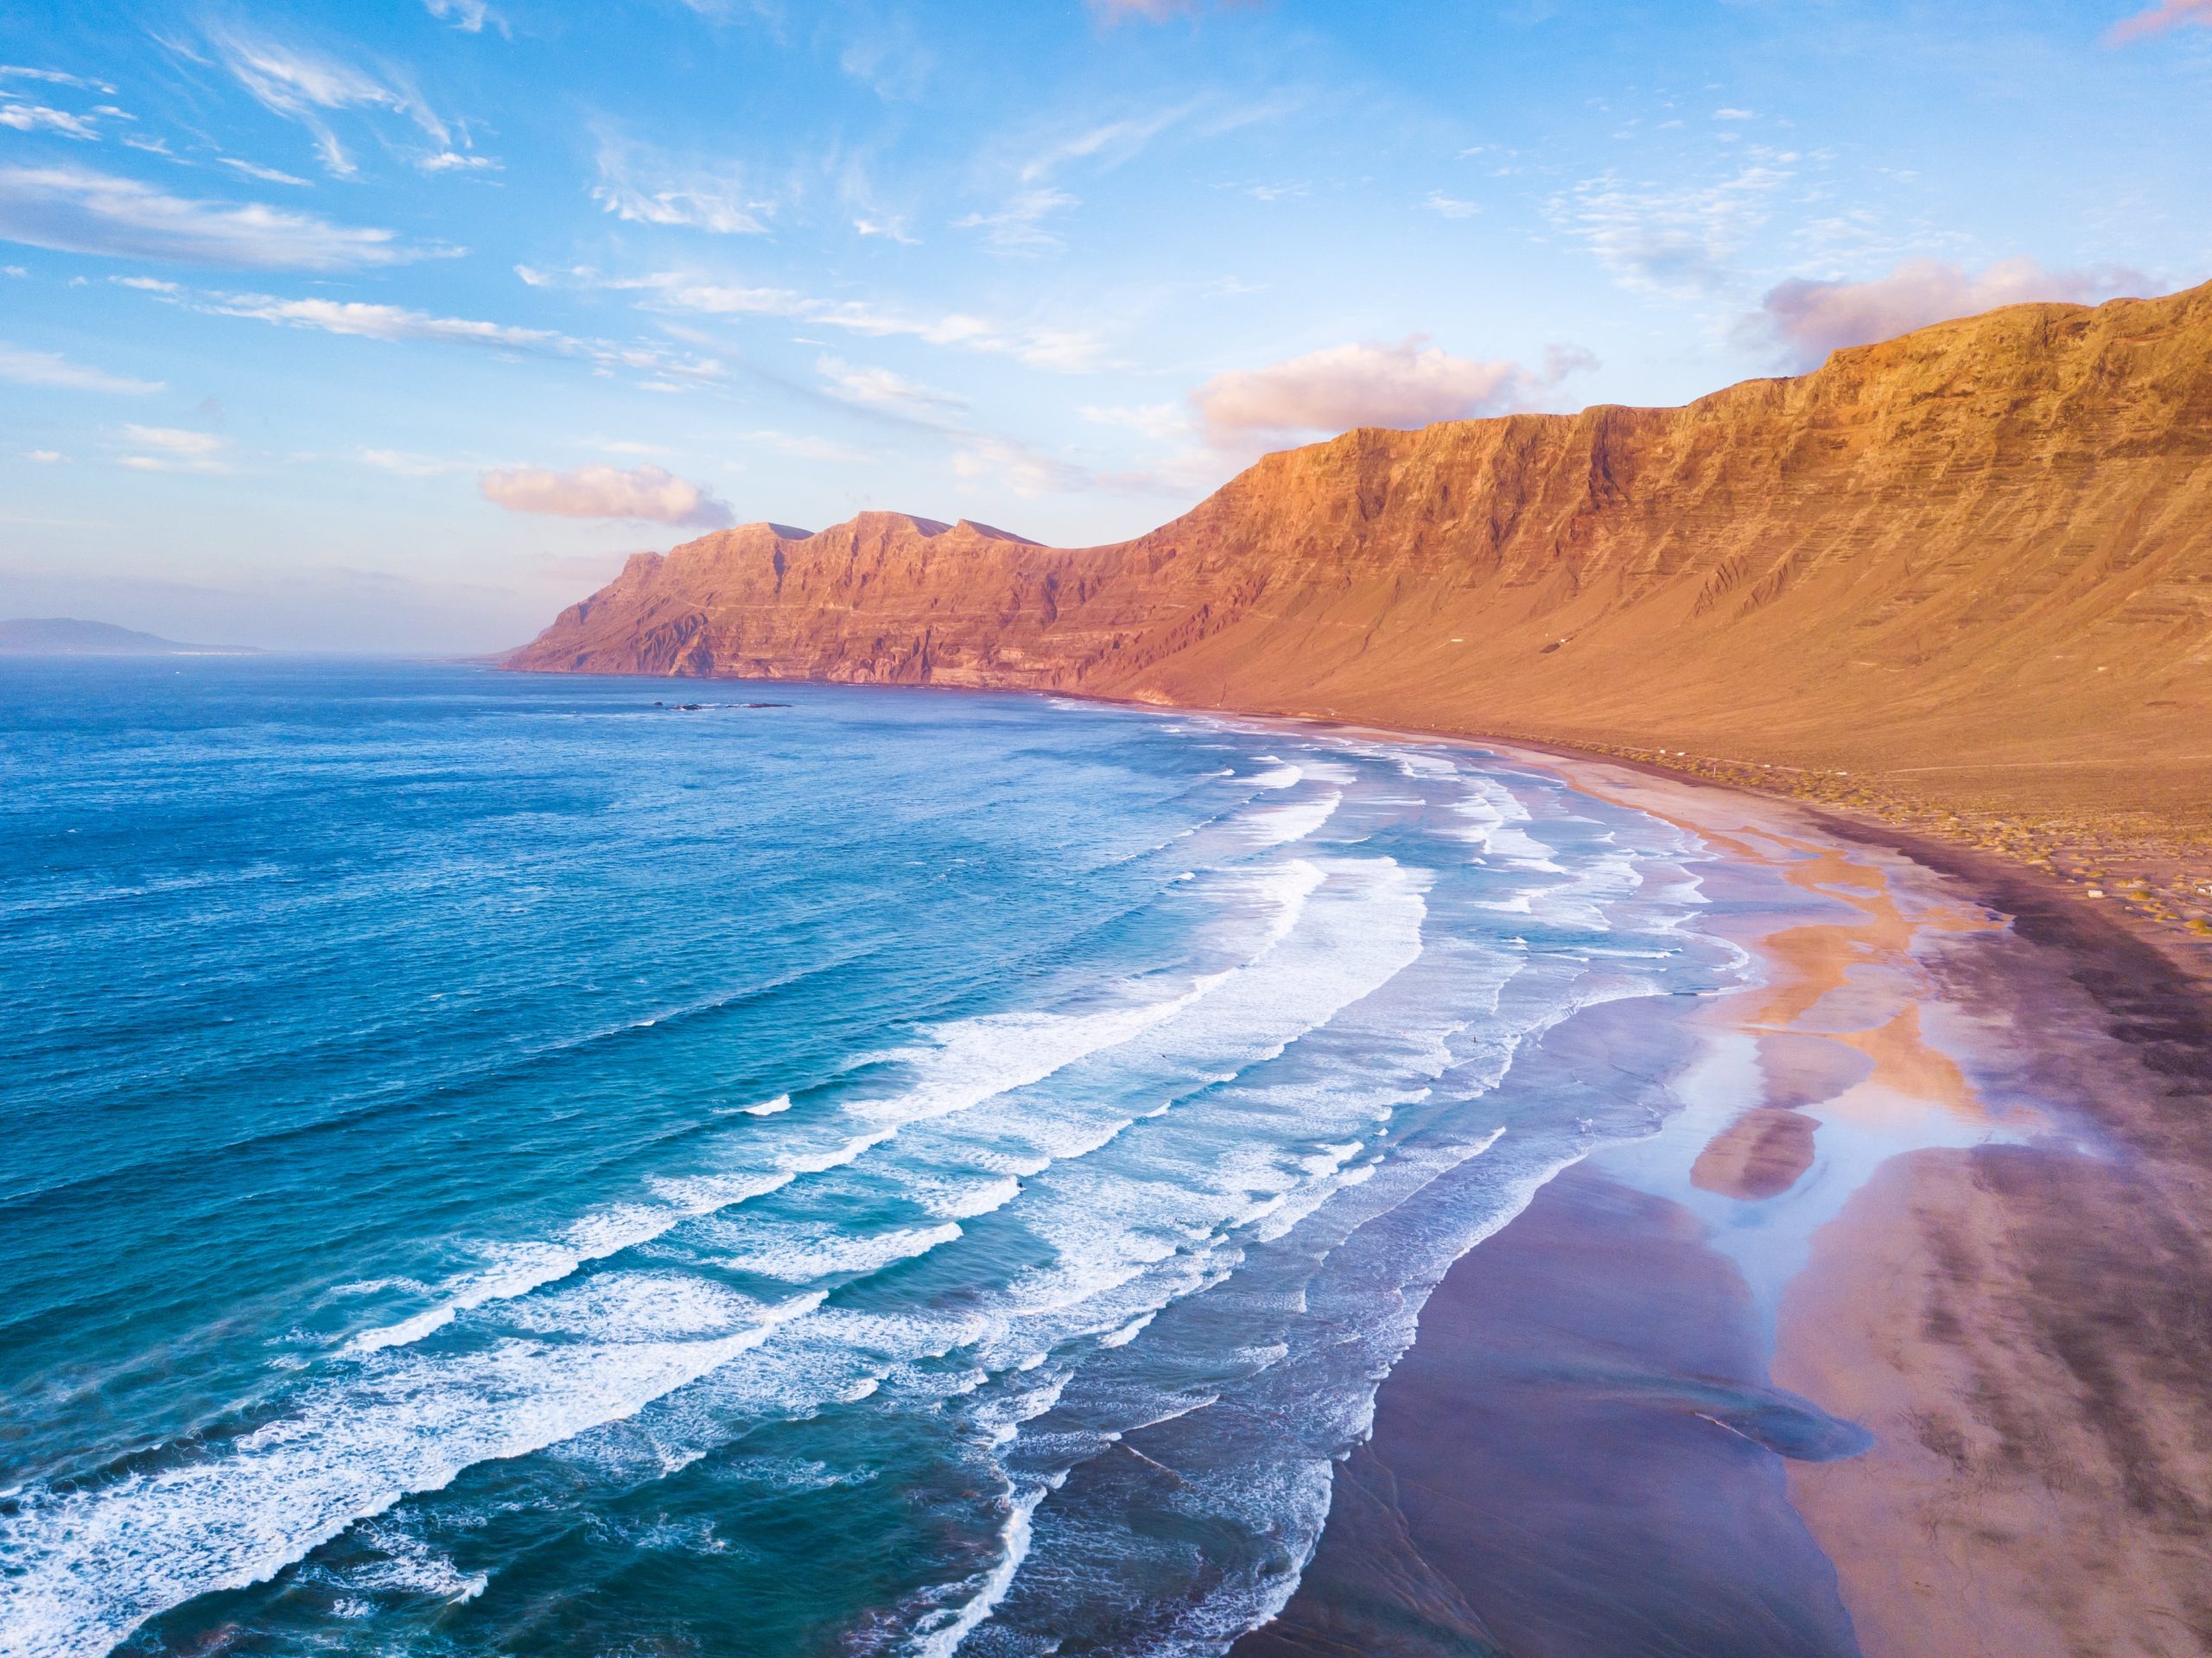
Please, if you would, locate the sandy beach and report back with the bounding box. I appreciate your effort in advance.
[1236,746,2212,1658]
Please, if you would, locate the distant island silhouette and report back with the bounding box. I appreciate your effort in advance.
[0,618,260,657]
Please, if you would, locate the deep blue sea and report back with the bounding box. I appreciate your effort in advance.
[0,659,1740,1658]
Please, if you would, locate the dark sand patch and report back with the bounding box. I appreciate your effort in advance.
[1235,1166,1862,1658]
[1691,1107,1819,1200]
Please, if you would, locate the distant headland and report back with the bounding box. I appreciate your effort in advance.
[0,618,260,657]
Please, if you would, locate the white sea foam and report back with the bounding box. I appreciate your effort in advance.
[713,1220,963,1282]
[0,1282,825,1658]
[908,1485,1040,1658]
[1234,790,1341,849]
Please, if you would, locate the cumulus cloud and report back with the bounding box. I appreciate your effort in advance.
[2109,0,2212,40]
[1743,257,2147,366]
[1191,337,1589,441]
[0,341,163,395]
[478,462,734,525]
[0,165,412,269]
[591,130,772,233]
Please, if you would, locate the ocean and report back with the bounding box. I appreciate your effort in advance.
[0,659,1741,1658]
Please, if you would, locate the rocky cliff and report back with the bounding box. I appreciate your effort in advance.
[511,282,2212,930]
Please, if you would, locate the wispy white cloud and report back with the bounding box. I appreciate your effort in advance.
[833,153,918,243]
[962,98,1256,256]
[0,65,116,94]
[816,353,963,418]
[1191,336,1592,440]
[0,164,415,269]
[956,187,1077,252]
[0,341,164,394]
[1018,106,1192,184]
[838,15,931,99]
[560,266,1114,372]
[25,448,65,462]
[423,0,503,35]
[360,446,471,476]
[1079,402,1189,442]
[216,156,313,187]
[419,150,500,173]
[124,424,222,453]
[952,436,1090,498]
[478,462,734,525]
[2108,0,2212,41]
[1085,0,1201,22]
[590,128,772,233]
[852,211,918,243]
[1421,190,1479,219]
[196,19,458,177]
[208,295,556,350]
[116,423,229,472]
[1741,257,2147,367]
[1547,159,1796,295]
[0,100,99,139]
[188,287,725,383]
[745,429,873,464]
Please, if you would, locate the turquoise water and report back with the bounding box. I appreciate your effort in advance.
[0,660,1738,1658]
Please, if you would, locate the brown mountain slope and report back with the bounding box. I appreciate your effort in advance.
[510,281,2212,949]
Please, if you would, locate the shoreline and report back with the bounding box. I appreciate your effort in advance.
[497,666,2212,985]
[1231,734,2212,1656]
[485,667,2212,1648]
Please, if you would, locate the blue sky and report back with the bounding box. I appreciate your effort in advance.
[2,0,2207,651]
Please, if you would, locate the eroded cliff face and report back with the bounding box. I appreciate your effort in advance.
[511,283,2212,837]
